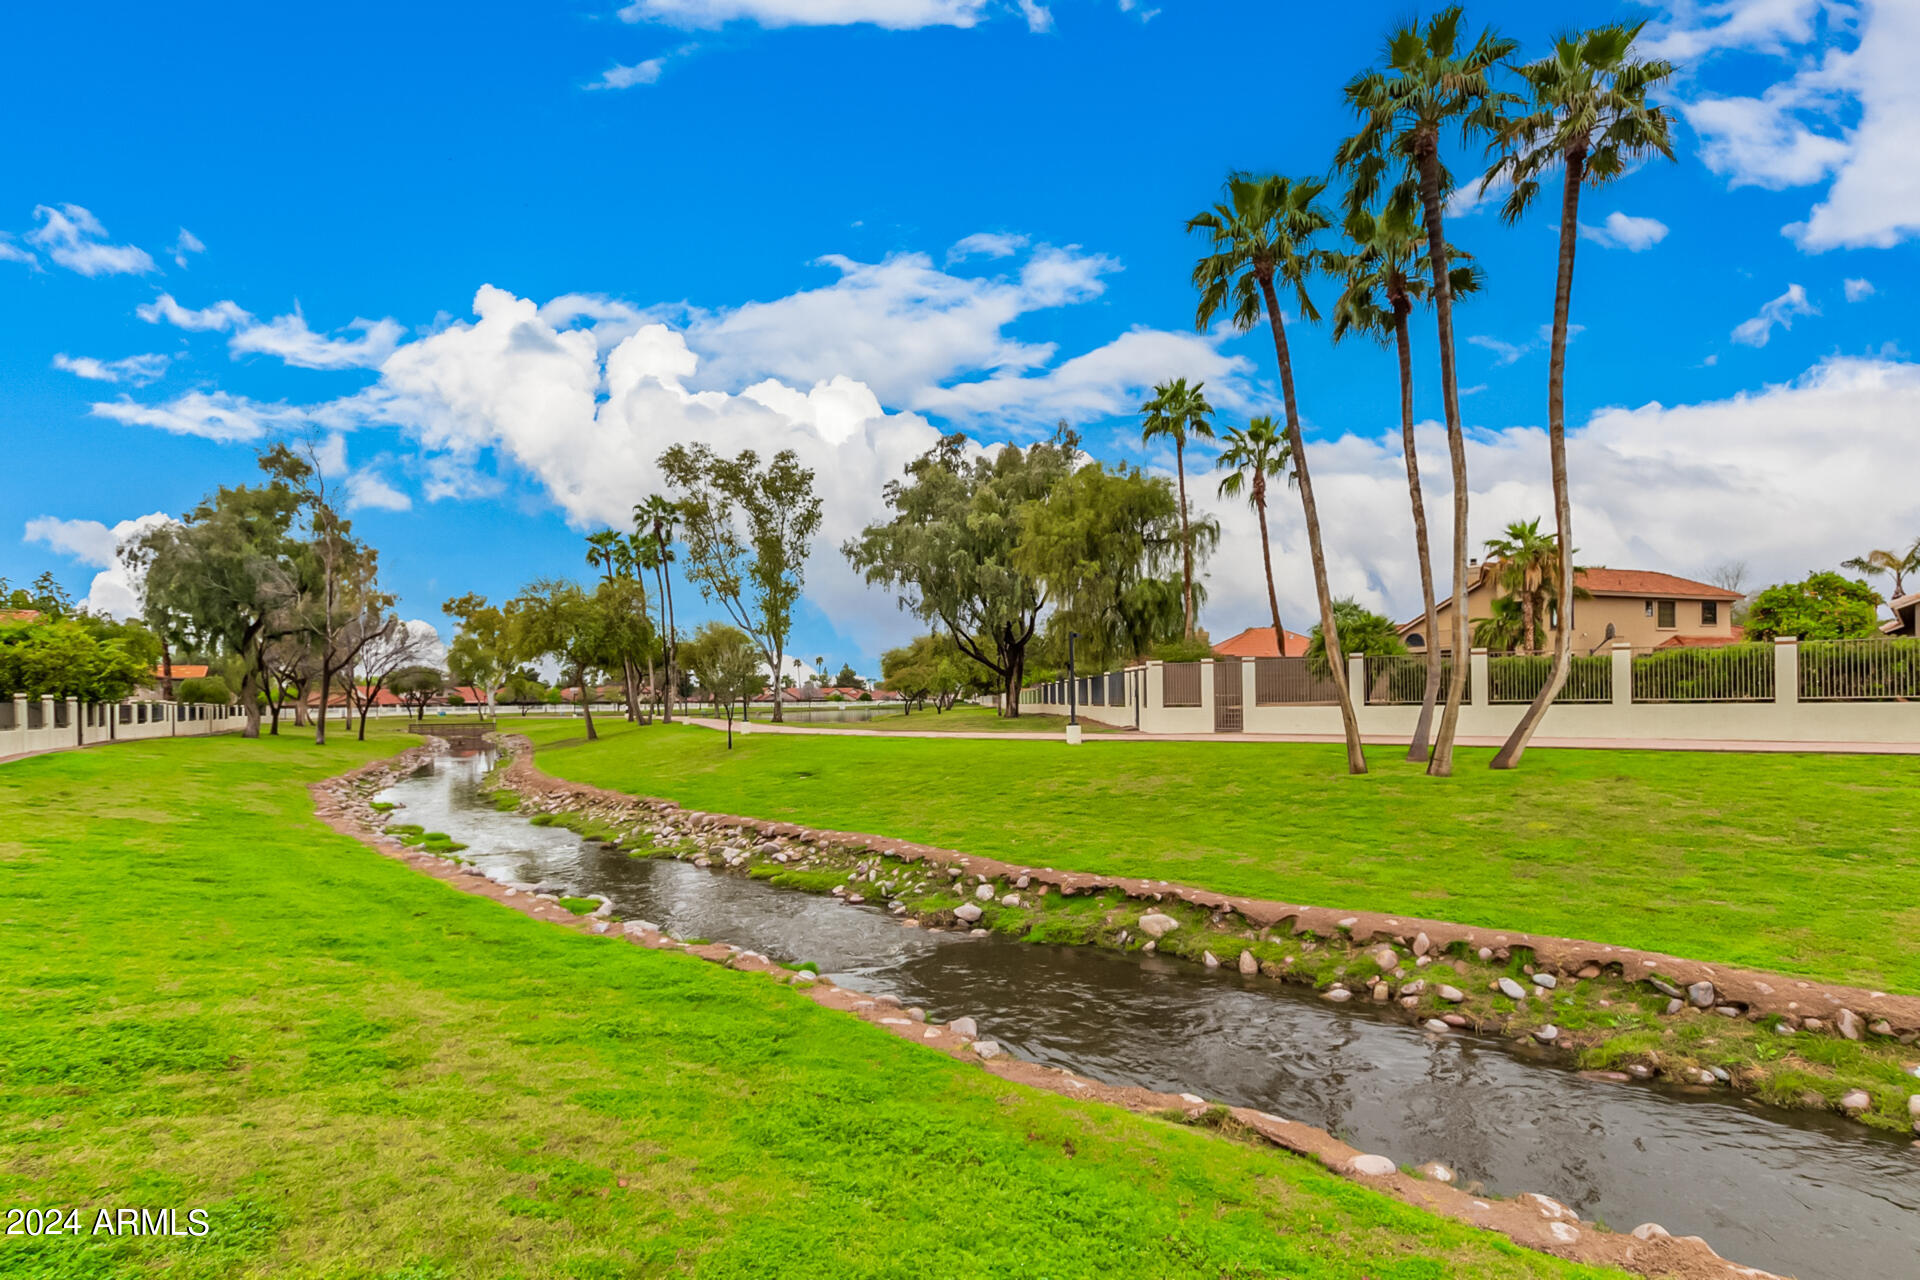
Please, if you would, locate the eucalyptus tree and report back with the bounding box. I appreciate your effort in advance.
[1138,378,1216,639]
[443,593,512,719]
[1483,21,1675,769]
[658,445,820,725]
[1328,198,1480,760]
[1188,172,1366,774]
[1213,417,1293,656]
[1337,6,1517,776]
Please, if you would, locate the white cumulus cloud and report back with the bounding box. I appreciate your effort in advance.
[227,309,405,370]
[90,390,314,442]
[1579,211,1670,251]
[137,293,252,331]
[1843,277,1874,301]
[619,0,995,29]
[22,511,176,617]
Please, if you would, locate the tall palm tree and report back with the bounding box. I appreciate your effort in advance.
[1328,196,1481,761]
[1189,172,1366,775]
[585,529,646,721]
[1483,21,1675,769]
[1214,417,1294,654]
[1337,6,1517,777]
[1139,378,1216,639]
[1843,540,1920,598]
[634,495,681,721]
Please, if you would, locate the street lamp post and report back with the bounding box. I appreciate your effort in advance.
[1067,631,1078,727]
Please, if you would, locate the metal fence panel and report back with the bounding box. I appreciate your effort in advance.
[1487,653,1613,704]
[1253,656,1340,705]
[1363,655,1467,706]
[1162,662,1202,707]
[1107,671,1126,707]
[1799,637,1920,701]
[1631,644,1775,702]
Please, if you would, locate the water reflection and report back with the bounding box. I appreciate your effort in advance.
[377,750,1920,1280]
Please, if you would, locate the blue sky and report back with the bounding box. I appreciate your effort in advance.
[5,0,1915,671]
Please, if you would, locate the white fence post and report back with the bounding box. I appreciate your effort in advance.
[1775,636,1799,707]
[1611,640,1633,708]
[1199,659,1216,727]
[1469,649,1490,706]
[1346,653,1366,706]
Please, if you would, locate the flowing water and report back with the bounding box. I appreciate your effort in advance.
[378,750,1920,1280]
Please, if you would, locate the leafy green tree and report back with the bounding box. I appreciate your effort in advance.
[1306,599,1408,678]
[1,572,75,618]
[681,620,765,747]
[501,668,549,715]
[1842,541,1920,600]
[1744,573,1883,641]
[509,579,623,742]
[659,445,821,724]
[1329,203,1478,762]
[132,481,303,738]
[1139,378,1216,639]
[1016,459,1200,667]
[833,663,865,690]
[176,675,232,704]
[1214,416,1294,656]
[391,665,445,721]
[1189,171,1366,774]
[444,593,513,719]
[0,617,153,716]
[1337,5,1517,777]
[1483,21,1676,770]
[846,429,1076,716]
[880,633,971,713]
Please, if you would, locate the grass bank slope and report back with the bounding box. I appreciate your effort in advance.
[0,731,1609,1279]
[525,720,1920,994]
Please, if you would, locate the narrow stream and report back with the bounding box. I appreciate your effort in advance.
[378,750,1920,1280]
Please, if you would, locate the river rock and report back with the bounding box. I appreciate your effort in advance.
[1908,1095,1920,1119]
[1000,894,1020,907]
[1627,1064,1653,1079]
[1477,947,1493,961]
[1347,1153,1397,1177]
[1437,985,1465,1003]
[973,1040,1003,1059]
[1498,977,1527,1000]
[1871,1019,1893,1037]
[1666,999,1684,1015]
[1711,1066,1730,1083]
[954,903,983,923]
[1370,946,1398,970]
[1837,1008,1864,1041]
[947,867,963,878]
[623,919,661,936]
[1840,1089,1871,1113]
[1137,912,1180,939]
[974,883,994,902]
[1238,950,1258,975]
[1630,1223,1670,1241]
[1424,1019,1451,1033]
[1412,931,1431,956]
[1649,978,1683,999]
[1322,988,1352,1003]
[1370,983,1389,1001]
[1533,1025,1559,1044]
[948,1016,978,1038]
[1532,972,1557,990]
[1577,964,1602,980]
[1686,980,1715,1008]
[1014,874,1030,888]
[1203,951,1220,969]
[1417,1161,1455,1183]
[1442,1013,1469,1028]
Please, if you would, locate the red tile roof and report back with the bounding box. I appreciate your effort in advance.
[1574,568,1742,601]
[1213,626,1312,659]
[1,609,43,624]
[154,664,211,680]
[1654,629,1747,649]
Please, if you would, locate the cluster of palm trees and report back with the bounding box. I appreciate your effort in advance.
[1843,541,1920,601]
[1153,8,1673,778]
[583,494,683,720]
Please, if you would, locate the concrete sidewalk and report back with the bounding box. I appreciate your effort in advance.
[687,717,1920,754]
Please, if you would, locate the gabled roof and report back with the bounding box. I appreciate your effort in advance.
[154,663,211,680]
[1575,568,1742,601]
[1654,628,1747,649]
[1213,626,1312,659]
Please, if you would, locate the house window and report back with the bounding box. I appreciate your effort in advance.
[1657,600,1676,629]
[1701,601,1718,627]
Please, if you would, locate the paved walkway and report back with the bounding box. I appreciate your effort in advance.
[691,717,1920,754]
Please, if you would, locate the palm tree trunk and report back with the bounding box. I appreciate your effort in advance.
[1259,274,1365,774]
[1417,146,1470,778]
[1253,476,1286,650]
[1394,305,1442,762]
[1493,149,1585,769]
[1176,444,1195,639]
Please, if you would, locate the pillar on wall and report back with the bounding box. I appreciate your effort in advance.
[1610,639,1633,708]
[1468,649,1490,706]
[12,695,26,733]
[1199,658,1216,725]
[1774,636,1799,707]
[1346,653,1367,704]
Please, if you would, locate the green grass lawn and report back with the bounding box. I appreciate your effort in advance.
[0,731,1614,1280]
[524,720,1920,995]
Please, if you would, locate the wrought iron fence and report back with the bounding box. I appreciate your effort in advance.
[1798,637,1920,701]
[1253,656,1340,705]
[1162,661,1202,707]
[0,701,13,730]
[1487,653,1613,704]
[1363,654,1466,706]
[1107,671,1126,707]
[1630,644,1775,702]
